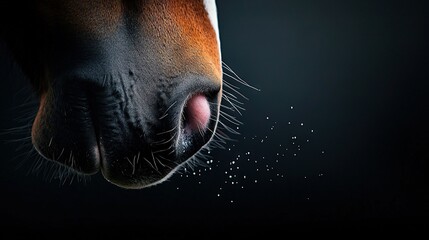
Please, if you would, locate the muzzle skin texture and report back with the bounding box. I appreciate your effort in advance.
[1,0,222,188]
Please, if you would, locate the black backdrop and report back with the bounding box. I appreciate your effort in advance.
[0,0,428,238]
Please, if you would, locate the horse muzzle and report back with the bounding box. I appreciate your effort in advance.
[31,74,221,188]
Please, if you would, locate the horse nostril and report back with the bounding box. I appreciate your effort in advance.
[183,94,211,133]
[176,88,220,160]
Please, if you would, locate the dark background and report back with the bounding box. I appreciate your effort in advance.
[0,0,428,238]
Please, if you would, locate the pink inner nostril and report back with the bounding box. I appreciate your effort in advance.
[184,94,211,132]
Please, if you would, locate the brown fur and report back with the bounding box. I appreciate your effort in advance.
[36,0,221,81]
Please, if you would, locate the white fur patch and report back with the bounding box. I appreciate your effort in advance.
[203,0,221,60]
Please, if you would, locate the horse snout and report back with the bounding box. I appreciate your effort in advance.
[31,75,221,188]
